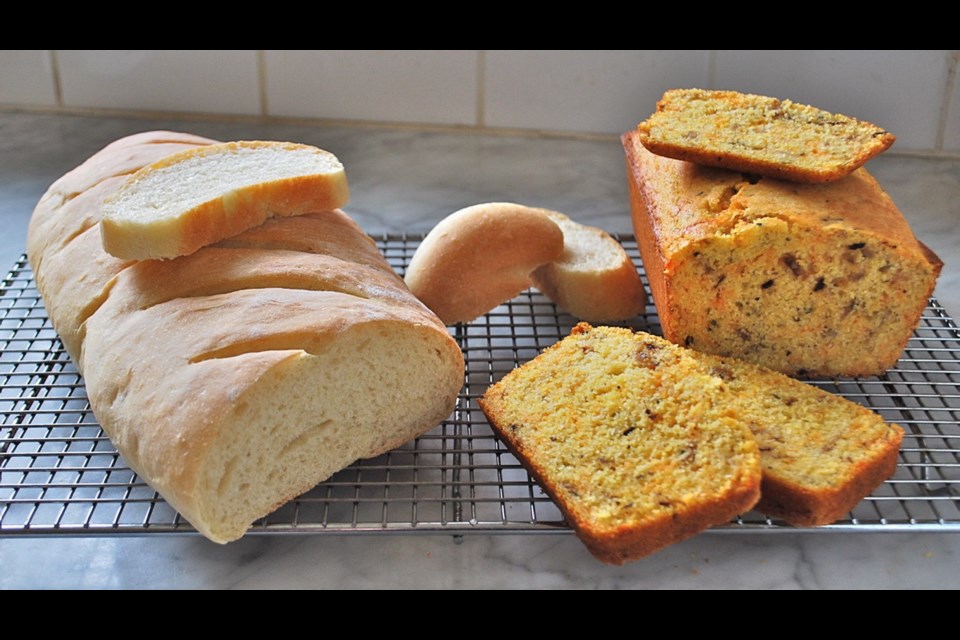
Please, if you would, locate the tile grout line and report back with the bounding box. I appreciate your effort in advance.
[257,50,269,118]
[936,50,959,151]
[48,50,63,108]
[476,51,486,128]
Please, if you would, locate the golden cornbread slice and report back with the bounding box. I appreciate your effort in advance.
[623,132,942,378]
[636,88,895,183]
[480,324,763,564]
[480,324,904,563]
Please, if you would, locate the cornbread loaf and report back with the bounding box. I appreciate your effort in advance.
[530,211,647,322]
[636,88,896,183]
[27,131,465,544]
[404,202,564,324]
[100,140,350,260]
[480,324,904,563]
[480,324,763,564]
[623,131,942,378]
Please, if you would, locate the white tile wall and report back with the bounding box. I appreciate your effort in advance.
[713,50,949,151]
[945,52,960,151]
[2,50,957,152]
[484,50,709,134]
[0,50,56,106]
[56,50,260,115]
[264,50,477,125]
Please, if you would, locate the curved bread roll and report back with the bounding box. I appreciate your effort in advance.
[100,140,350,260]
[404,202,564,324]
[27,132,464,543]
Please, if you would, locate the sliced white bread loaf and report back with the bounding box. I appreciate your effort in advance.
[531,211,647,322]
[100,140,350,260]
[28,132,464,543]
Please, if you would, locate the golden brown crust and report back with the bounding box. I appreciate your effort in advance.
[636,89,895,183]
[622,130,941,377]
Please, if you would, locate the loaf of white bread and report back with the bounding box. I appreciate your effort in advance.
[27,131,465,543]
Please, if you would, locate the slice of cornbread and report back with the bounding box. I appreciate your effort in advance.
[480,324,904,563]
[480,324,763,564]
[636,88,895,183]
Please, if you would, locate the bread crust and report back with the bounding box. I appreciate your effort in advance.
[622,130,941,377]
[404,202,564,324]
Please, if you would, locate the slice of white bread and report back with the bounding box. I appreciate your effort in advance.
[28,132,464,543]
[530,211,647,322]
[404,203,564,324]
[100,140,350,260]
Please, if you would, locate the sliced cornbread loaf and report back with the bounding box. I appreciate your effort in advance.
[530,211,647,322]
[480,324,904,563]
[636,88,895,183]
[480,324,763,564]
[623,131,942,378]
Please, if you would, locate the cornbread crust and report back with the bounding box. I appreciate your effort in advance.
[481,324,904,562]
[480,324,763,564]
[622,131,942,377]
[636,89,895,183]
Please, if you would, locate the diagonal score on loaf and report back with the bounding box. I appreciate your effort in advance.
[123,249,408,313]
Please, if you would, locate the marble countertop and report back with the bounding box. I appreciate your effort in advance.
[1,112,957,589]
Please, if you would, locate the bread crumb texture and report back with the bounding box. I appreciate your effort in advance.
[637,89,895,183]
[480,324,903,564]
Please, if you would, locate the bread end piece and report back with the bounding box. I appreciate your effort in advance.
[100,141,350,260]
[636,88,895,183]
[530,211,647,322]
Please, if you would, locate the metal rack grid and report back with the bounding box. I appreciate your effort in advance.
[2,234,959,538]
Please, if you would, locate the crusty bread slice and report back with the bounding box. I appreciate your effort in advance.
[480,324,903,563]
[100,140,349,260]
[404,203,564,325]
[636,88,895,183]
[530,211,647,322]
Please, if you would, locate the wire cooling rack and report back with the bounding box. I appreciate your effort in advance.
[2,234,959,538]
